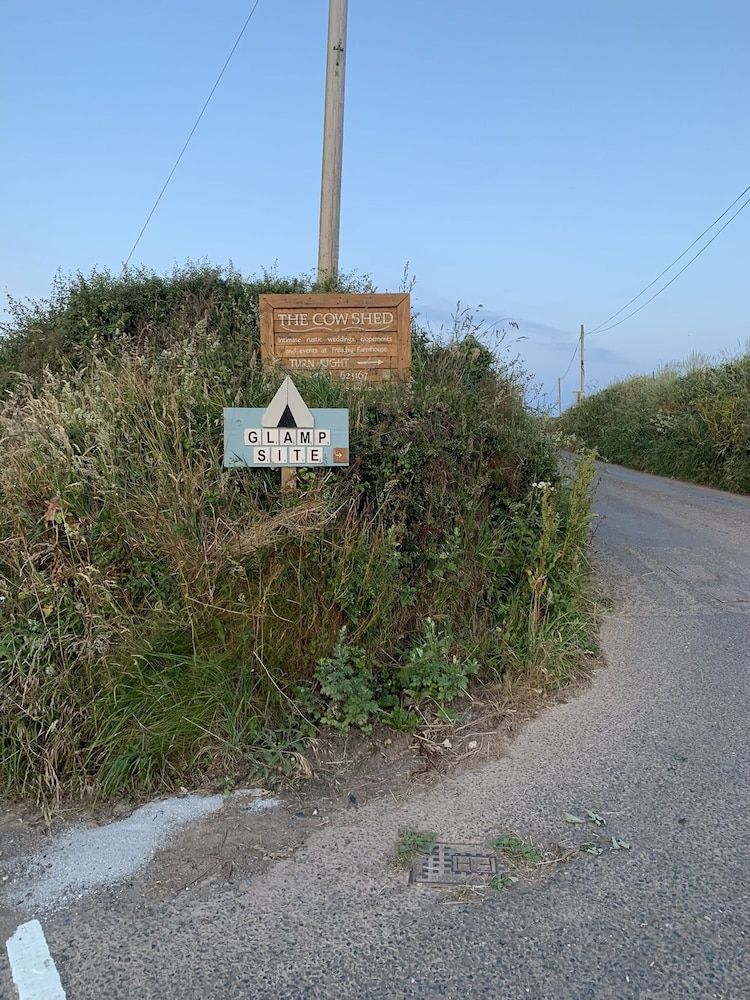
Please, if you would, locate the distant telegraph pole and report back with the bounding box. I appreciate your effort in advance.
[318,0,348,283]
[557,377,562,417]
[579,324,585,400]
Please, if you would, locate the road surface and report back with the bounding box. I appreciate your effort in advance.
[3,462,749,999]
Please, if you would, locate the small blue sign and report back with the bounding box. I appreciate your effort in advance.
[223,376,349,468]
[224,407,349,467]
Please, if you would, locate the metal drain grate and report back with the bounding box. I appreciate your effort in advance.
[409,843,498,887]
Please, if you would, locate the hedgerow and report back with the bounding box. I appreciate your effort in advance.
[0,266,594,802]
[559,354,750,493]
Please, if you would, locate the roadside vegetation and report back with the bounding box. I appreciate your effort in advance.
[394,830,437,868]
[560,351,750,493]
[0,265,595,804]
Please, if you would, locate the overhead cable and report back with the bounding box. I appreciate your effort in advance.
[122,0,263,270]
[591,191,750,335]
[588,181,750,335]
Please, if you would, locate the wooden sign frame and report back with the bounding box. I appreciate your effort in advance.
[259,293,411,383]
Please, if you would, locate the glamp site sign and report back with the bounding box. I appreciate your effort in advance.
[259,293,411,383]
[224,375,349,468]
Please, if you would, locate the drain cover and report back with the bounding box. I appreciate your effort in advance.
[409,843,498,887]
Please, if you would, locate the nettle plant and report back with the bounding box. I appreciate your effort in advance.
[314,630,380,733]
[313,620,480,732]
[398,619,479,705]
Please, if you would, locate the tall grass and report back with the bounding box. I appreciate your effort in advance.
[0,266,595,803]
[560,353,750,494]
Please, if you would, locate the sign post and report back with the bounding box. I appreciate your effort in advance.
[280,467,297,493]
[259,293,411,383]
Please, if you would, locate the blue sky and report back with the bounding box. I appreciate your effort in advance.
[2,0,749,406]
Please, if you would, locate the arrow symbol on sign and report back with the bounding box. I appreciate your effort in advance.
[356,359,384,367]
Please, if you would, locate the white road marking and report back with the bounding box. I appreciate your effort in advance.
[5,920,66,999]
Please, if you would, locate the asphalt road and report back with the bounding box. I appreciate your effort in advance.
[4,462,750,999]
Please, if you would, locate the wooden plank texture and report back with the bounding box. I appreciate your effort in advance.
[259,293,411,381]
[272,312,399,335]
[327,368,394,383]
[275,344,395,359]
[284,357,397,373]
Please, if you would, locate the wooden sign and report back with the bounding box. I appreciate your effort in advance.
[259,293,411,383]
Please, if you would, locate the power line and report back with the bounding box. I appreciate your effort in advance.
[589,181,750,334]
[591,191,750,335]
[559,340,579,380]
[122,0,263,271]
[557,180,750,394]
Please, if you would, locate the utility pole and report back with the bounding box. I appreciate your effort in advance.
[317,0,348,284]
[557,377,562,417]
[579,324,585,400]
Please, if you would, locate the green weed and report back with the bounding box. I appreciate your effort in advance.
[380,704,420,732]
[489,873,518,890]
[398,619,479,705]
[489,834,543,864]
[314,631,380,732]
[395,830,437,868]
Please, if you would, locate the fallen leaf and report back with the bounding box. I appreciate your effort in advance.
[564,813,584,824]
[580,842,603,856]
[43,499,62,524]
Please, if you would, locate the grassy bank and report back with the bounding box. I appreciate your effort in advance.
[560,354,750,494]
[0,267,595,804]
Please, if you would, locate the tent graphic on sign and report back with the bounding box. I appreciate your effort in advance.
[262,376,314,430]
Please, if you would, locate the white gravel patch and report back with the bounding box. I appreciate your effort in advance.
[5,793,231,912]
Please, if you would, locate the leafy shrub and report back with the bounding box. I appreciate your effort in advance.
[398,619,479,704]
[314,631,379,732]
[0,263,375,392]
